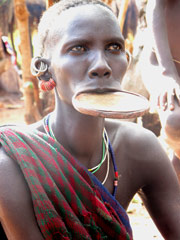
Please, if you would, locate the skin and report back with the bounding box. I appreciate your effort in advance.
[145,0,180,110]
[0,4,180,239]
[142,0,180,179]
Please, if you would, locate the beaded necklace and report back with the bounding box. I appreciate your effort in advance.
[43,114,119,197]
[88,129,107,174]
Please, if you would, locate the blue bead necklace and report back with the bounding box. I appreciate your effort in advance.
[43,114,119,197]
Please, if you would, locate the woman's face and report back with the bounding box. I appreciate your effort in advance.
[49,4,128,104]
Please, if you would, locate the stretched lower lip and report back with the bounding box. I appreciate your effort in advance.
[77,88,120,95]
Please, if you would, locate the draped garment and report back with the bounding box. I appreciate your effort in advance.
[0,126,132,240]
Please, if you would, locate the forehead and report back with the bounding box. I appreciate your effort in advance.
[51,4,123,43]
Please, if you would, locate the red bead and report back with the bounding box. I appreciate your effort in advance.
[39,79,56,91]
[115,171,118,178]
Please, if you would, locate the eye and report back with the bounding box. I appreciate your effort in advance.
[69,45,87,54]
[106,43,123,52]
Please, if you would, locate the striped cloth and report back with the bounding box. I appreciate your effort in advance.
[0,126,133,240]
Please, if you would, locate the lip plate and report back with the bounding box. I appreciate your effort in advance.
[72,90,150,119]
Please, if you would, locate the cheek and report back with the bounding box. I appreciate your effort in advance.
[52,59,86,101]
[54,56,86,82]
[113,57,128,82]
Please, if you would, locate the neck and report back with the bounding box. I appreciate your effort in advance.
[51,98,105,167]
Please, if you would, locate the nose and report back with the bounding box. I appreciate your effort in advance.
[88,52,112,79]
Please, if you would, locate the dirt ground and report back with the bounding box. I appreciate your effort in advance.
[0,91,165,240]
[127,195,164,240]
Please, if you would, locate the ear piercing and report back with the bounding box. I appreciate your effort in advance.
[31,56,56,91]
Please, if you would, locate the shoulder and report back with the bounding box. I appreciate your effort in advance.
[0,147,44,239]
[0,146,27,216]
[106,120,180,194]
[0,146,17,172]
[106,119,157,148]
[106,119,168,167]
[112,120,178,180]
[0,146,30,215]
[121,121,159,153]
[0,120,45,139]
[0,147,28,205]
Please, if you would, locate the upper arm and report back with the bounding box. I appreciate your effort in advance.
[146,0,166,33]
[138,132,180,239]
[146,0,166,17]
[0,147,44,240]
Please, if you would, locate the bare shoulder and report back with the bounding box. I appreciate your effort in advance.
[0,146,24,201]
[106,119,157,153]
[106,119,174,176]
[0,147,43,239]
[120,121,159,156]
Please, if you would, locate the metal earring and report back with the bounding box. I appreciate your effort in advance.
[31,56,56,91]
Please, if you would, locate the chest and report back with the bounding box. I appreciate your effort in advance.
[94,146,145,210]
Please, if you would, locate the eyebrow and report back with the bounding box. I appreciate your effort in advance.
[62,36,125,49]
[104,37,125,46]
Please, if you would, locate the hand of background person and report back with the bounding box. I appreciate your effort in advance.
[157,76,180,111]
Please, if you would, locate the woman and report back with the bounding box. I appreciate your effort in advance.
[0,0,180,239]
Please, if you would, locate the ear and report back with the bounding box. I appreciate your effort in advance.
[31,56,52,81]
[125,49,132,68]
